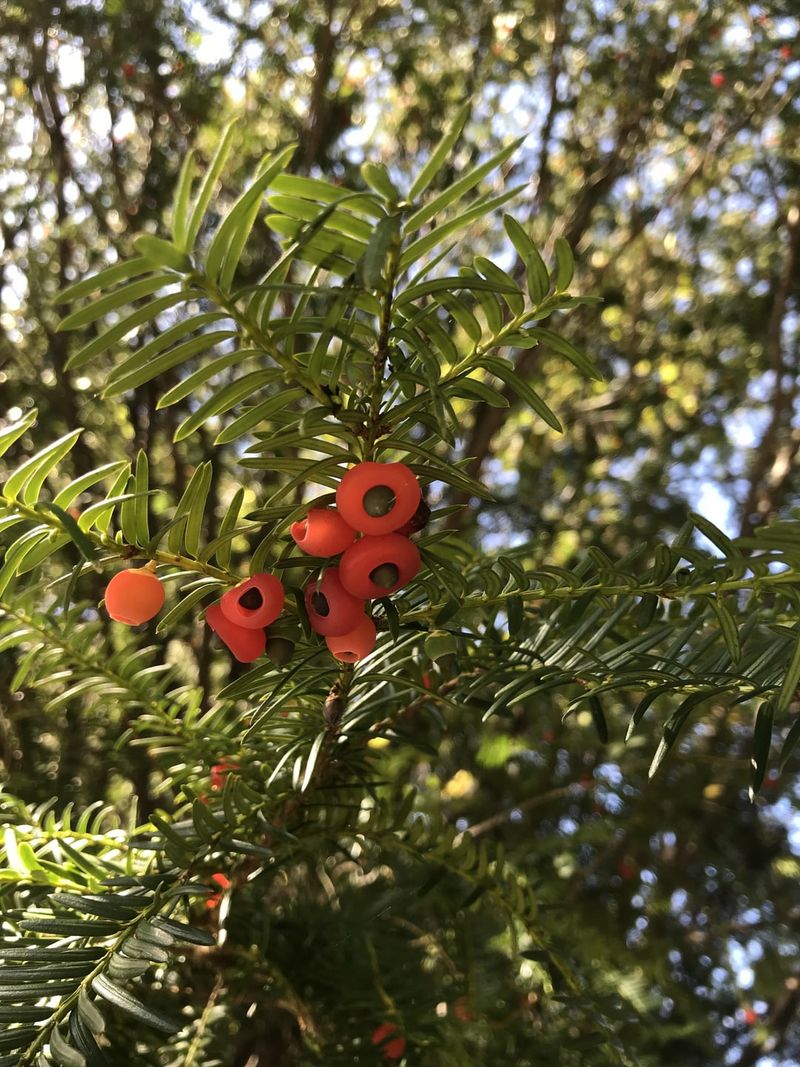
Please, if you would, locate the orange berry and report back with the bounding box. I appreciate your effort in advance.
[336,462,421,535]
[220,574,284,630]
[291,507,357,556]
[210,760,238,791]
[104,568,164,625]
[339,534,421,599]
[371,1022,406,1061]
[205,872,231,910]
[452,996,474,1022]
[304,569,364,636]
[325,615,376,663]
[206,603,265,662]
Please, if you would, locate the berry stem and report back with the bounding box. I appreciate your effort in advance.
[365,215,403,459]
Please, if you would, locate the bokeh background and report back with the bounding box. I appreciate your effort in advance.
[1,1,800,1063]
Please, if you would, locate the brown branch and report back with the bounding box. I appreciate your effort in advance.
[737,973,800,1067]
[739,204,800,538]
[531,0,566,216]
[27,40,93,474]
[297,0,341,174]
[452,783,582,846]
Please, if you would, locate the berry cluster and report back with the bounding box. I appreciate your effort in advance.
[102,462,428,667]
[297,461,426,663]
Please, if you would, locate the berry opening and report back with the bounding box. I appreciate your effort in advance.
[291,518,308,542]
[339,534,421,599]
[337,462,420,535]
[304,568,364,636]
[290,509,357,557]
[325,614,377,662]
[311,591,330,617]
[239,588,264,610]
[363,484,396,517]
[369,562,400,589]
[220,573,285,629]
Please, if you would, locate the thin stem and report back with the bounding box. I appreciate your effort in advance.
[406,565,800,623]
[10,498,237,584]
[198,275,337,410]
[364,221,403,459]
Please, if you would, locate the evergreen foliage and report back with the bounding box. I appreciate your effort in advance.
[1,2,800,1063]
[1,112,799,1064]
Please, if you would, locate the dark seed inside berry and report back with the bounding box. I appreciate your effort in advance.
[311,591,330,616]
[239,588,264,610]
[266,637,294,666]
[406,499,431,532]
[370,563,400,589]
[363,484,396,517]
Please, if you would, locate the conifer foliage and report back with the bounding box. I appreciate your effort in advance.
[0,109,799,1064]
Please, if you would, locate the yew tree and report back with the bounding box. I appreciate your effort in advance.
[2,3,800,1065]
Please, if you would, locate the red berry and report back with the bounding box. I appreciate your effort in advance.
[452,996,474,1022]
[617,861,636,881]
[205,872,231,910]
[339,534,421,599]
[291,507,357,556]
[710,72,726,87]
[780,45,792,60]
[104,568,164,625]
[304,568,364,636]
[206,603,266,662]
[210,760,238,791]
[220,574,284,630]
[336,462,421,535]
[325,615,376,663]
[122,62,136,77]
[371,1022,406,1061]
[743,1008,757,1026]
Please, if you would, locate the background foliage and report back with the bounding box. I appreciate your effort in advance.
[1,1,800,1064]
